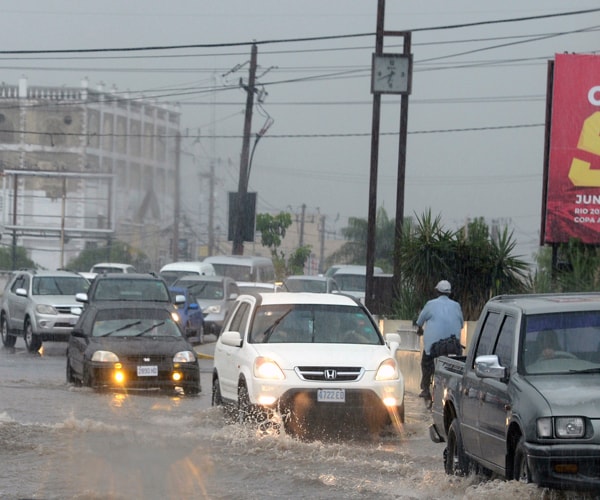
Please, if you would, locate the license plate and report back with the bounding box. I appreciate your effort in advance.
[317,388,345,403]
[137,365,158,377]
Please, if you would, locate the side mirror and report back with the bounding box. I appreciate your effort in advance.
[220,330,242,347]
[16,287,28,297]
[75,292,89,304]
[174,294,185,305]
[475,354,506,380]
[385,332,401,355]
[70,329,87,339]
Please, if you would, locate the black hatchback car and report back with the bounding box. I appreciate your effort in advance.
[66,302,200,395]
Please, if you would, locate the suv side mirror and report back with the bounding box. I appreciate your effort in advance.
[475,354,506,380]
[76,292,89,304]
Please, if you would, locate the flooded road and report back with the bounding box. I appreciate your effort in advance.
[0,339,593,499]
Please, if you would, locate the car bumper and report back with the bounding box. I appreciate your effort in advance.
[88,360,200,391]
[249,381,404,425]
[33,313,79,341]
[524,441,600,490]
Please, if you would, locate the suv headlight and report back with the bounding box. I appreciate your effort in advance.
[204,304,221,314]
[36,304,58,315]
[254,356,285,380]
[537,416,586,438]
[375,358,400,381]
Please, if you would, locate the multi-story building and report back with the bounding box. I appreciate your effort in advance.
[0,77,180,270]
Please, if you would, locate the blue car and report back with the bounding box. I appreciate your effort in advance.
[169,286,205,345]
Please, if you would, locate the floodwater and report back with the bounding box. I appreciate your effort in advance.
[0,339,595,500]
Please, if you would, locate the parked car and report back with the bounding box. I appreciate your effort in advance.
[159,261,216,286]
[430,292,600,491]
[66,301,200,395]
[211,292,404,438]
[173,275,239,336]
[283,275,340,294]
[236,281,280,295]
[169,285,205,345]
[0,269,90,352]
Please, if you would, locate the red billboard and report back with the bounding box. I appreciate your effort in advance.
[543,53,600,244]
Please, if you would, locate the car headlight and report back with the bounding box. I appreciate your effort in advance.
[173,350,196,363]
[204,304,221,314]
[537,417,586,438]
[254,356,285,380]
[92,350,119,363]
[36,304,58,315]
[171,311,181,323]
[375,358,400,381]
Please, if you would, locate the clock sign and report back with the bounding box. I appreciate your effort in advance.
[371,53,412,94]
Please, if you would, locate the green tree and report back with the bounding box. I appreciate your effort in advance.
[327,207,395,272]
[256,212,311,280]
[0,245,37,270]
[66,241,149,272]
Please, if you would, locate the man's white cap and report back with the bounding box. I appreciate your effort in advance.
[435,280,451,294]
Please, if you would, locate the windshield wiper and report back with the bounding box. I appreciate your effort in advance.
[135,321,167,337]
[261,309,292,343]
[99,320,142,337]
[569,367,600,374]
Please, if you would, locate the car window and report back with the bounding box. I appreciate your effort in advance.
[184,281,223,300]
[32,276,89,296]
[93,279,169,301]
[228,302,250,333]
[91,309,180,337]
[493,314,516,369]
[249,304,381,345]
[473,310,502,362]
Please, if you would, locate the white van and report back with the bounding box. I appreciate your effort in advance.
[90,262,136,274]
[203,255,275,283]
[332,265,383,301]
[159,261,216,285]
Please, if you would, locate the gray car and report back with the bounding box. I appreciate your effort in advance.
[1,269,89,352]
[173,275,239,336]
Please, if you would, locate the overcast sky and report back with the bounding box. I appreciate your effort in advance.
[1,1,599,263]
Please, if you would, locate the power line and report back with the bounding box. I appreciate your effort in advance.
[0,7,597,55]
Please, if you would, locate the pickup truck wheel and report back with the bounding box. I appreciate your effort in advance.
[24,319,42,353]
[513,436,532,483]
[445,419,470,476]
[1,315,17,347]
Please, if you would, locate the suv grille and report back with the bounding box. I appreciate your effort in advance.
[295,366,364,382]
[123,354,169,364]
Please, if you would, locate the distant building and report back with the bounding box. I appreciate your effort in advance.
[0,77,180,270]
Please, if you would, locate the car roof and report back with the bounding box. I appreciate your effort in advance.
[175,275,231,283]
[332,265,383,276]
[487,293,600,315]
[285,275,331,281]
[247,291,359,307]
[93,273,163,281]
[21,269,84,277]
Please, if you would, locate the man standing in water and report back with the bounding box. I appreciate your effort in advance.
[415,280,464,407]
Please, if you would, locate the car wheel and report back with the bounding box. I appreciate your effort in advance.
[66,357,81,386]
[1,314,17,348]
[513,436,532,483]
[186,382,200,396]
[237,382,253,424]
[24,319,42,353]
[445,419,470,476]
[212,376,223,407]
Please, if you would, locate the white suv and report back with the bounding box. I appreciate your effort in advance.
[212,292,404,437]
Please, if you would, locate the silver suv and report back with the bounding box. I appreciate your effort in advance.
[1,270,89,352]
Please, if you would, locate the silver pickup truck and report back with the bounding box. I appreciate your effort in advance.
[429,293,600,491]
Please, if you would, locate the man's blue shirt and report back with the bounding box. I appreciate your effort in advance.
[416,295,464,355]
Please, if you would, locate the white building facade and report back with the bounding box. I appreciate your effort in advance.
[0,78,180,270]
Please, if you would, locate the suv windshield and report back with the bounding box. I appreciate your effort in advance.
[249,304,381,345]
[92,309,181,337]
[32,276,89,296]
[92,278,170,302]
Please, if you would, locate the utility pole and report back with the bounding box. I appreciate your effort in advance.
[299,203,306,247]
[232,43,258,255]
[173,131,181,261]
[319,214,326,274]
